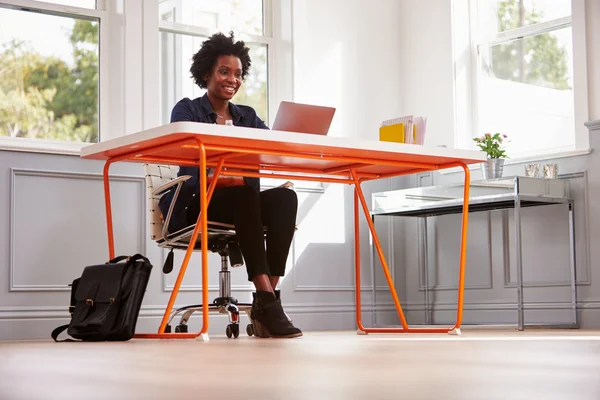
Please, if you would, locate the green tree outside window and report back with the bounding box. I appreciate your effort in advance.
[0,19,99,142]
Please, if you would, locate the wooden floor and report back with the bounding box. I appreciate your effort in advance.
[1,329,600,400]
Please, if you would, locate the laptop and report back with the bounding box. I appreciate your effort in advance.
[271,101,336,135]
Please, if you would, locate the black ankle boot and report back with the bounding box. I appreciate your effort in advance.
[250,291,302,338]
[273,290,293,323]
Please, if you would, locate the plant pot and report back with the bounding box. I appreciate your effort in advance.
[481,158,504,179]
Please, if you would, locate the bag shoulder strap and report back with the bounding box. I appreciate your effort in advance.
[51,324,77,342]
[51,278,81,342]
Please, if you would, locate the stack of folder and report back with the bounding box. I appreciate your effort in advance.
[379,115,427,145]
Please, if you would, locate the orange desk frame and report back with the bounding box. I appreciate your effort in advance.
[95,134,472,338]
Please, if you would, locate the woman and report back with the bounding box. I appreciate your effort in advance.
[159,32,302,339]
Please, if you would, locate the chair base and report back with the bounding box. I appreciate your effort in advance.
[166,297,255,339]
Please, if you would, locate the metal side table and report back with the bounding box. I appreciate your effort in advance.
[370,176,577,331]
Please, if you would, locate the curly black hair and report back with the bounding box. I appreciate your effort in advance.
[190,31,252,89]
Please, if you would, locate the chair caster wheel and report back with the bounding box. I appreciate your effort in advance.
[246,323,254,337]
[226,324,239,339]
[164,324,171,333]
[175,324,188,333]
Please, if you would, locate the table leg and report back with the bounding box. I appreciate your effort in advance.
[197,140,209,340]
[448,163,471,335]
[135,146,224,340]
[514,194,525,331]
[354,188,367,332]
[568,200,578,327]
[351,163,470,334]
[102,161,116,260]
[352,171,408,333]
[143,143,209,338]
[422,216,431,325]
[369,213,377,328]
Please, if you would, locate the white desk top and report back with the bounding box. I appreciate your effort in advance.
[81,122,486,176]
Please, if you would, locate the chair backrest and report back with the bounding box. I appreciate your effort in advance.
[143,164,179,241]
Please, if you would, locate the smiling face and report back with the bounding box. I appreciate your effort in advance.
[204,55,243,101]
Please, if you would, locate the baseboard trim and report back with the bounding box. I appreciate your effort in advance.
[3,300,599,320]
[403,300,600,312]
[0,306,394,341]
[0,303,398,320]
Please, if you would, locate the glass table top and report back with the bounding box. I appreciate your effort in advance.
[371,176,571,217]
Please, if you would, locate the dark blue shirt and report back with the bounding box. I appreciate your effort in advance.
[158,94,269,232]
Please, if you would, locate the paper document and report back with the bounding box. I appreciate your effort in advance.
[380,115,427,145]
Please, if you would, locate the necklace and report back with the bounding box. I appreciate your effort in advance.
[216,110,230,119]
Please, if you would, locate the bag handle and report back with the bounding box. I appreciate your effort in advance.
[108,255,130,263]
[107,254,149,265]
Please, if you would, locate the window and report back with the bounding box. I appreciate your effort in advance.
[0,1,102,145]
[455,0,588,159]
[158,0,269,125]
[157,0,319,191]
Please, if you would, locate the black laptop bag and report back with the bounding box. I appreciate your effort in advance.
[51,254,153,342]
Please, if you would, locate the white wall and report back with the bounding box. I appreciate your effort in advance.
[397,0,455,148]
[292,0,405,141]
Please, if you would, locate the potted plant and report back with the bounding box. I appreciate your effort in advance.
[473,133,508,179]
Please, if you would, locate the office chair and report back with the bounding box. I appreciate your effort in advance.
[143,164,257,339]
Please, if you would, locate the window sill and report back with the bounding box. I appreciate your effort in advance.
[585,119,600,130]
[0,137,88,157]
[439,147,593,175]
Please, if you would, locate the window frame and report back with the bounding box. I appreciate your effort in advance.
[157,0,276,125]
[155,0,322,191]
[453,0,589,160]
[0,0,108,155]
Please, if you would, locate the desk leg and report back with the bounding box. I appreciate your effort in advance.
[135,143,216,340]
[514,194,525,331]
[352,163,470,334]
[448,163,471,335]
[160,140,210,340]
[568,200,578,327]
[197,141,210,339]
[422,216,431,325]
[354,185,408,333]
[105,160,198,338]
[102,161,116,260]
[370,213,377,328]
[354,188,366,332]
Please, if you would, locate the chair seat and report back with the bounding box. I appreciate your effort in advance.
[156,221,268,251]
[156,221,233,248]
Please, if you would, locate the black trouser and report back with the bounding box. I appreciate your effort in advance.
[186,185,298,281]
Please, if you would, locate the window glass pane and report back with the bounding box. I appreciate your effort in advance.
[159,33,206,124]
[233,43,268,122]
[160,32,268,124]
[477,0,571,36]
[159,0,263,36]
[477,27,574,155]
[0,8,99,142]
